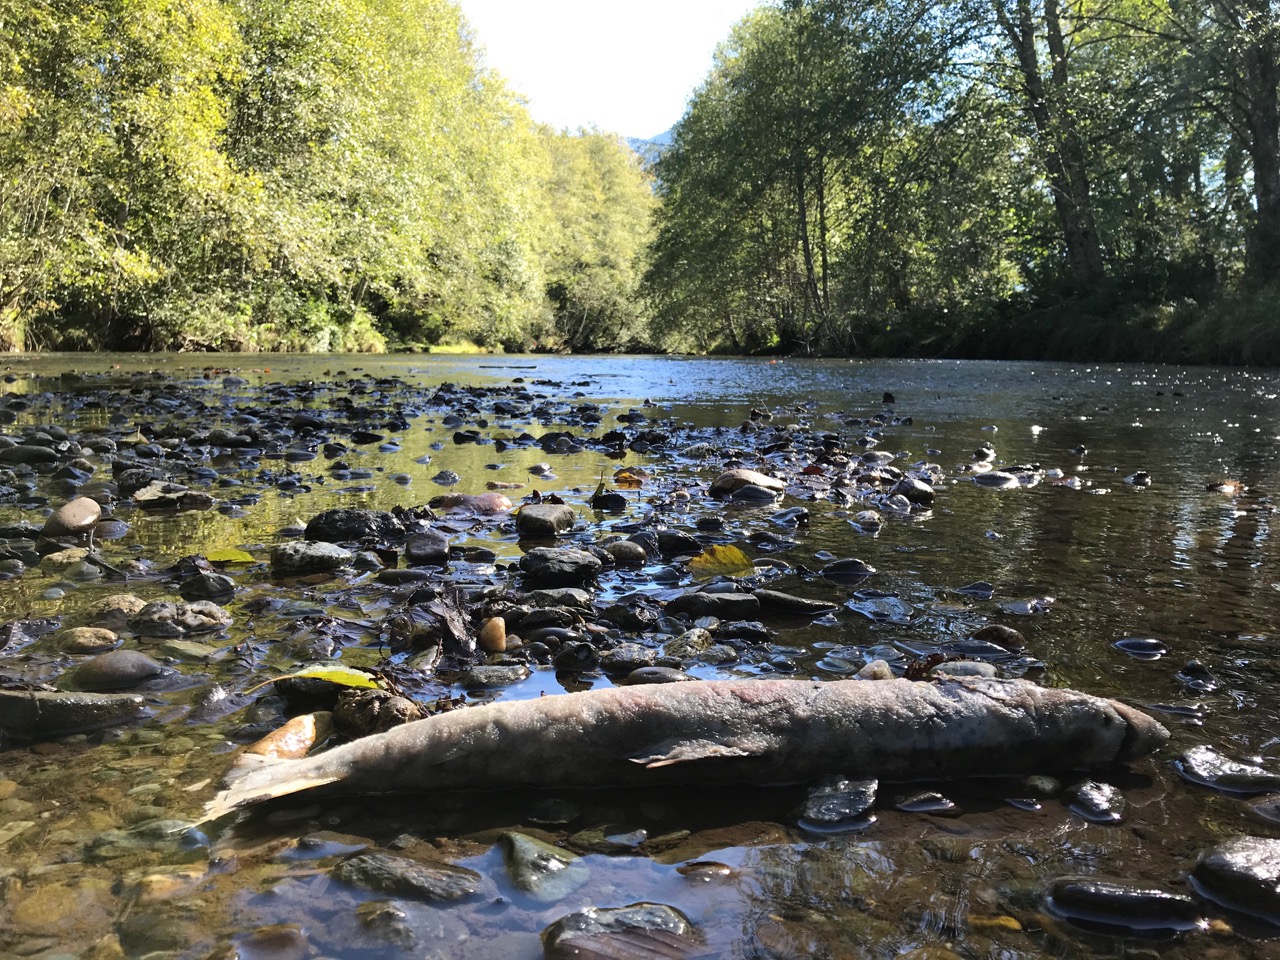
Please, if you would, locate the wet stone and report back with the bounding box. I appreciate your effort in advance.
[895,791,959,815]
[63,649,170,691]
[623,666,695,684]
[752,589,839,616]
[1045,877,1203,935]
[1192,836,1280,924]
[601,643,659,673]
[1175,745,1280,794]
[709,468,785,496]
[1114,637,1168,660]
[42,496,101,538]
[605,540,647,565]
[304,508,403,543]
[271,540,352,576]
[517,503,577,538]
[542,903,699,960]
[666,591,759,620]
[331,853,484,903]
[460,664,532,688]
[799,776,878,834]
[129,600,231,637]
[519,547,602,587]
[404,529,450,566]
[178,572,236,601]
[1067,780,1126,823]
[0,689,148,738]
[663,627,713,659]
[56,626,121,654]
[501,832,590,904]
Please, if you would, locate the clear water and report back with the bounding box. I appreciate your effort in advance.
[0,354,1278,958]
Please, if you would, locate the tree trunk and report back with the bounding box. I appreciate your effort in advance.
[996,0,1107,289]
[1238,0,1280,284]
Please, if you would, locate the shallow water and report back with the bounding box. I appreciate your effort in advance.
[1,354,1279,959]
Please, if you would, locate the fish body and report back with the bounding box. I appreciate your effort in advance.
[206,677,1167,819]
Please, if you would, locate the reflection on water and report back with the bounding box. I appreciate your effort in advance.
[0,354,1278,958]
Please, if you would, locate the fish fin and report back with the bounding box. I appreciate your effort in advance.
[630,738,759,768]
[200,753,341,824]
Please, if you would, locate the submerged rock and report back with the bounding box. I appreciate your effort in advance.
[542,903,699,960]
[1045,878,1203,935]
[501,832,590,903]
[0,689,148,738]
[1175,745,1280,795]
[1192,836,1280,924]
[332,853,484,903]
[799,776,878,834]
[63,650,170,691]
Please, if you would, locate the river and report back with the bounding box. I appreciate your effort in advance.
[0,354,1277,959]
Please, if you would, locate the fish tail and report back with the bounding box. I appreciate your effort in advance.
[202,753,341,823]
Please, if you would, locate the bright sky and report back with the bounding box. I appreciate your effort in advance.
[456,0,763,139]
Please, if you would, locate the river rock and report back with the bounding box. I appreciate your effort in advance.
[332,853,484,903]
[517,504,577,538]
[1067,780,1126,823]
[710,469,786,496]
[0,445,57,465]
[432,492,513,515]
[666,591,760,620]
[890,476,935,505]
[1192,836,1280,923]
[478,616,506,652]
[64,650,170,691]
[133,479,214,511]
[601,643,659,673]
[57,626,121,654]
[42,497,101,538]
[753,589,839,615]
[799,776,878,833]
[1175,745,1280,794]
[542,903,698,960]
[0,689,148,738]
[304,508,403,543]
[605,540,647,565]
[663,628,713,659]
[501,832,590,903]
[129,601,231,637]
[85,594,149,628]
[1045,877,1203,934]
[271,540,352,576]
[40,547,90,571]
[178,573,235,601]
[519,547,601,587]
[405,529,450,566]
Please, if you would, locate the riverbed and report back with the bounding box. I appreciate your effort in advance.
[0,354,1277,959]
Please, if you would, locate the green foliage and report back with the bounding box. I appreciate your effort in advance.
[0,0,654,352]
[647,0,1280,362]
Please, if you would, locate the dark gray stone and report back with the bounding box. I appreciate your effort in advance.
[405,529,450,566]
[666,591,759,620]
[305,508,403,543]
[1193,836,1280,923]
[519,547,601,587]
[516,503,576,538]
[332,853,483,903]
[64,649,169,691]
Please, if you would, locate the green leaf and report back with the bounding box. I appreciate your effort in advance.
[207,548,255,564]
[243,664,382,696]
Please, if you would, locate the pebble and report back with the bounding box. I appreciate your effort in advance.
[542,903,697,960]
[42,497,102,538]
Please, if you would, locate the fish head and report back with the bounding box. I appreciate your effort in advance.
[1109,700,1170,760]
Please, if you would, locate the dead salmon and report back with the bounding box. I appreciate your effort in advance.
[205,676,1167,820]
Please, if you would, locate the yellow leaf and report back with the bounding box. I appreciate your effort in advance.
[689,545,755,579]
[207,548,255,564]
[613,469,644,489]
[243,664,381,696]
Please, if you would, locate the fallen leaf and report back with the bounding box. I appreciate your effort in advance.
[689,544,755,578]
[207,548,255,565]
[243,664,381,695]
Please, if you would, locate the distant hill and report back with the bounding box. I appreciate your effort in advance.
[627,127,674,167]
